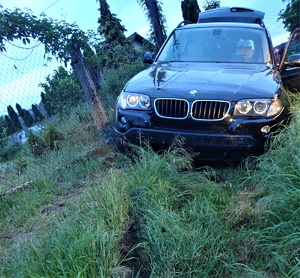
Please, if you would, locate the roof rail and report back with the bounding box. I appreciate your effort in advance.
[176,21,192,28]
[197,7,265,26]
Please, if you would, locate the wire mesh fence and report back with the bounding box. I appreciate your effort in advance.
[0,39,60,115]
[0,39,105,193]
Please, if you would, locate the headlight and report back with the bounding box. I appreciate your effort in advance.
[234,98,283,118]
[235,101,252,114]
[117,92,151,110]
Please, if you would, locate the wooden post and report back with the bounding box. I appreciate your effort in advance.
[70,45,108,129]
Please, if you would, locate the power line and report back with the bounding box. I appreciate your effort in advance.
[40,0,60,15]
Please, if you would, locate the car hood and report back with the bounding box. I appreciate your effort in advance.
[124,62,279,100]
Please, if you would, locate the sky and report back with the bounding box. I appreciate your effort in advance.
[0,0,291,115]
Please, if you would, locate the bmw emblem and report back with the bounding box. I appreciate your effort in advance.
[188,90,198,96]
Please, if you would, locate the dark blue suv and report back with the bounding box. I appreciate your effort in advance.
[114,7,300,161]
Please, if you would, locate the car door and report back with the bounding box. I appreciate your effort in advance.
[279,28,300,93]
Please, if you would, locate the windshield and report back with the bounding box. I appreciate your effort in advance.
[157,26,271,64]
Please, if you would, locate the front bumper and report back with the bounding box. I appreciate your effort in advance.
[114,127,268,161]
[114,107,289,161]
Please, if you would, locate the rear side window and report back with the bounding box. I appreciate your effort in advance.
[286,31,300,62]
[157,26,271,64]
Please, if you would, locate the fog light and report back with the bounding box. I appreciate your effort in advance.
[120,116,127,125]
[261,125,271,134]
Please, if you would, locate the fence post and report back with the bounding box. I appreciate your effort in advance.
[70,45,108,129]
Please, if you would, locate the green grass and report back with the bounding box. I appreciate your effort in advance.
[1,102,300,277]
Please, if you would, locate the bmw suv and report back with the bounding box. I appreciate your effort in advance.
[114,7,300,161]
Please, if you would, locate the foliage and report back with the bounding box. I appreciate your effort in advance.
[0,117,8,139]
[7,105,21,134]
[279,0,300,32]
[16,103,34,127]
[181,0,201,23]
[31,104,44,122]
[40,92,53,117]
[27,124,64,156]
[0,127,8,148]
[0,7,108,129]
[0,144,23,163]
[95,0,142,87]
[14,156,27,174]
[97,0,129,46]
[0,8,89,64]
[0,128,11,163]
[4,115,14,135]
[0,128,23,162]
[43,124,64,151]
[27,131,47,157]
[203,0,221,10]
[39,67,85,116]
[138,0,167,50]
[91,44,142,72]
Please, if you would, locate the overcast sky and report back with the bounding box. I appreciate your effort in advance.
[0,0,290,44]
[0,0,291,115]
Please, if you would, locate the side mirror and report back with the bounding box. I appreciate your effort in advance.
[143,52,155,64]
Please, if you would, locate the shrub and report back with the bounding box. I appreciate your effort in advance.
[0,143,23,162]
[43,124,64,151]
[27,131,47,157]
[14,156,27,174]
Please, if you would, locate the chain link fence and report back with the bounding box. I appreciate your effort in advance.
[0,39,105,192]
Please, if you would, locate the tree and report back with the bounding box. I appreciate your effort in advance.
[97,0,129,46]
[16,103,34,127]
[0,8,107,129]
[16,103,24,118]
[0,116,8,140]
[0,127,8,150]
[22,109,34,127]
[181,0,201,23]
[203,0,221,10]
[138,0,167,50]
[39,67,85,116]
[96,0,140,74]
[7,105,21,133]
[4,115,14,135]
[41,92,53,117]
[279,0,300,32]
[31,104,44,122]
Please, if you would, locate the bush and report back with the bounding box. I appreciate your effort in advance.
[0,143,23,162]
[27,131,47,157]
[43,124,64,151]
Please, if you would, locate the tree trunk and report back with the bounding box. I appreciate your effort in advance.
[70,45,107,129]
[145,0,165,49]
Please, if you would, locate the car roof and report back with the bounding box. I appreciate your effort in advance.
[198,7,265,26]
[177,22,265,31]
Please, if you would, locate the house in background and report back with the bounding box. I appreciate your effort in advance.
[128,32,149,50]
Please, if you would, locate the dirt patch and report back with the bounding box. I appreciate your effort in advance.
[119,217,149,277]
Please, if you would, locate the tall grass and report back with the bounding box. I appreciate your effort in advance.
[1,169,131,278]
[2,98,300,277]
[223,97,300,277]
